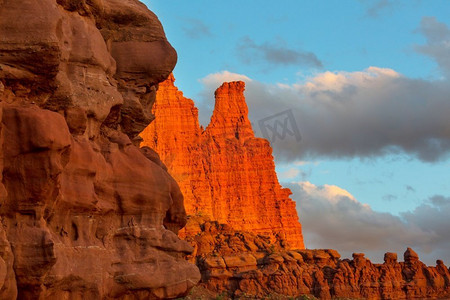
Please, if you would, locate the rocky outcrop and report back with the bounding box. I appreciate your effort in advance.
[187,222,450,299]
[0,1,199,299]
[140,76,450,299]
[140,76,304,249]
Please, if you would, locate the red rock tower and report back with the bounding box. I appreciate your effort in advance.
[206,81,254,140]
[141,75,304,249]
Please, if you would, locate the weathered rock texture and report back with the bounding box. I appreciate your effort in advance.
[0,0,200,299]
[188,221,450,300]
[140,75,450,300]
[140,75,304,249]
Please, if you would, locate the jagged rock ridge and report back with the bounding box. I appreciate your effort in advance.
[187,221,450,299]
[0,0,199,298]
[140,75,304,249]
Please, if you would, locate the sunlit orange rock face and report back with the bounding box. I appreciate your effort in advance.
[140,75,304,249]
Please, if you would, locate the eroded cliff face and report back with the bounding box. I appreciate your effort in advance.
[186,223,450,300]
[140,75,304,249]
[138,75,450,300]
[0,0,200,299]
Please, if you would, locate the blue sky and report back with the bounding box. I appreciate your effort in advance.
[145,0,450,264]
[147,0,449,87]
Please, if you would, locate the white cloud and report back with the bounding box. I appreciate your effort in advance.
[200,70,252,87]
[299,67,400,93]
[293,160,320,167]
[278,168,300,180]
[297,181,358,204]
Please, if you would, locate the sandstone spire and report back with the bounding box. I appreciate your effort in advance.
[206,81,254,140]
[141,75,304,249]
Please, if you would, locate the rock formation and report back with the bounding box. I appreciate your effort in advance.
[187,222,450,299]
[0,0,200,299]
[140,75,450,300]
[140,75,304,249]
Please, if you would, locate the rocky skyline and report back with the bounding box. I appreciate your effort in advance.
[147,0,450,265]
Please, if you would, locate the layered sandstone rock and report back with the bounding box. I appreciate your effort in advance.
[140,76,304,249]
[0,1,199,299]
[188,223,450,299]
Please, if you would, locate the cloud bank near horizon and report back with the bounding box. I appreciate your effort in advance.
[287,181,450,265]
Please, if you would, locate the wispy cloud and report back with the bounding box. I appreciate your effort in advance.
[293,160,320,167]
[236,36,322,68]
[182,18,213,39]
[382,194,397,202]
[415,16,450,76]
[406,185,416,192]
[278,168,300,180]
[365,0,395,18]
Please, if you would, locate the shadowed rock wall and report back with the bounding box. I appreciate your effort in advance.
[0,0,200,298]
